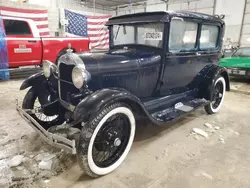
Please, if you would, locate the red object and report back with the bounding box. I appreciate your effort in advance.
[0,16,90,68]
[0,6,50,37]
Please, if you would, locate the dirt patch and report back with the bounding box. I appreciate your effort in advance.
[1,80,250,188]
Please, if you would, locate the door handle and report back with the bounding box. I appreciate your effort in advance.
[28,40,37,43]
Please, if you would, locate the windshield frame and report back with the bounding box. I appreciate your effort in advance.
[232,47,250,57]
[109,22,166,50]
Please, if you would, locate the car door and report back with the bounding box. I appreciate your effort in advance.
[198,23,222,69]
[3,19,42,67]
[160,17,202,96]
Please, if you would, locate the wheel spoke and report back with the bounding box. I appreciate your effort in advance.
[92,113,131,168]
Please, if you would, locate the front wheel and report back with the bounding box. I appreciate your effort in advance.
[22,88,65,130]
[77,102,136,178]
[204,76,226,114]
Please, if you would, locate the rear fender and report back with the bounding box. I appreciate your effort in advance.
[200,65,230,100]
[73,88,152,123]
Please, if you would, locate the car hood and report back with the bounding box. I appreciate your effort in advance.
[77,49,162,75]
[219,57,250,68]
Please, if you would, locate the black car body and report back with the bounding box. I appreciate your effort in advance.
[18,11,230,177]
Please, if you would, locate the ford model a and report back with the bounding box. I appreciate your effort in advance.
[17,11,230,177]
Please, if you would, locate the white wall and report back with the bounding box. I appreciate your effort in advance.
[144,0,246,46]
[167,0,214,15]
[215,0,245,46]
[146,0,166,11]
[241,0,250,46]
[1,0,249,46]
[0,0,111,36]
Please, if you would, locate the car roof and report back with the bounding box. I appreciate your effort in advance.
[106,11,224,25]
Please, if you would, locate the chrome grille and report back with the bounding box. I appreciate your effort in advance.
[59,63,79,102]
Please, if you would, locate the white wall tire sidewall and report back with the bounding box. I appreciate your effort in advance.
[87,107,135,176]
[209,77,226,113]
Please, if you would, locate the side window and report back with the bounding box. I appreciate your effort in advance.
[200,25,219,49]
[169,18,198,52]
[3,19,31,36]
[137,23,164,48]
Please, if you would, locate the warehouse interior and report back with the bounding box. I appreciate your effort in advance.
[1,0,250,187]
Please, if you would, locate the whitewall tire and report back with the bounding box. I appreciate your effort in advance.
[77,103,135,178]
[205,76,226,114]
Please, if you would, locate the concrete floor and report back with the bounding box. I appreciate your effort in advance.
[0,80,250,188]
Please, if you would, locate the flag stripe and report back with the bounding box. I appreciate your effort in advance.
[88,28,109,31]
[89,32,109,38]
[0,10,48,18]
[0,6,50,37]
[90,34,109,41]
[88,21,108,25]
[88,15,111,19]
[65,9,111,49]
[0,14,48,22]
[88,30,107,35]
[37,24,49,29]
[35,21,49,26]
[0,6,47,14]
[40,31,50,36]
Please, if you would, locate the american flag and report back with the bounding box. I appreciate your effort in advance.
[0,6,50,37]
[65,9,111,49]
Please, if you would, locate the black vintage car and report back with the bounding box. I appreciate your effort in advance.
[17,11,230,177]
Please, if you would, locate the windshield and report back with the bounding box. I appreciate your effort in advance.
[232,48,250,57]
[112,23,164,48]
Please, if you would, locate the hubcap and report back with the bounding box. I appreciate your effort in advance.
[114,138,121,147]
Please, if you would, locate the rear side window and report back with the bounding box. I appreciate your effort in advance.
[200,25,219,49]
[3,19,31,36]
[169,18,198,52]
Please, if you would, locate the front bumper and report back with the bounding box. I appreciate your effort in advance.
[16,100,77,154]
[226,67,250,77]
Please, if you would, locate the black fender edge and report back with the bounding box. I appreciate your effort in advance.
[200,65,230,101]
[20,71,58,106]
[73,88,159,125]
[20,71,45,90]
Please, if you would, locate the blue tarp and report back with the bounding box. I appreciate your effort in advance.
[0,16,9,80]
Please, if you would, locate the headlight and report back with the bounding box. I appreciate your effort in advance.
[72,65,91,89]
[42,60,57,78]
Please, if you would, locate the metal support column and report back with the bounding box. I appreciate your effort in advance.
[239,0,247,46]
[143,2,147,12]
[212,0,217,15]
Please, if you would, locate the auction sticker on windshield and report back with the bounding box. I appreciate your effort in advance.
[145,32,163,40]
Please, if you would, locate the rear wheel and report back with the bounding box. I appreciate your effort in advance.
[77,102,136,177]
[22,88,65,130]
[204,76,226,114]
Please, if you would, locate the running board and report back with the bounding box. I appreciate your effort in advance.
[15,99,77,154]
[151,98,208,123]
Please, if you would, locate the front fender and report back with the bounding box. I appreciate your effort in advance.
[73,88,152,123]
[20,71,59,105]
[20,72,45,90]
